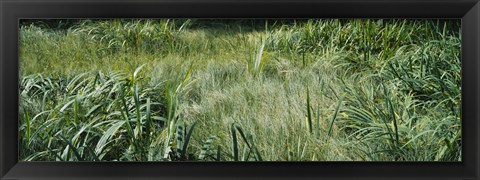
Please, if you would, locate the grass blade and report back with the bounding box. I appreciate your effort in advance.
[95,120,125,155]
[306,86,313,134]
[181,121,198,159]
[231,124,239,161]
[328,95,344,137]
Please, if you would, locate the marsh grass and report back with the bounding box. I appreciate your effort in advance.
[19,19,461,161]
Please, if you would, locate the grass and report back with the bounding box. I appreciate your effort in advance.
[19,19,461,161]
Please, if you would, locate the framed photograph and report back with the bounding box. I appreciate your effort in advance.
[1,0,479,179]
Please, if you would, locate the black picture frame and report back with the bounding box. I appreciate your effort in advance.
[1,0,479,179]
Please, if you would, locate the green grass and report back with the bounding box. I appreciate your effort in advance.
[19,19,461,161]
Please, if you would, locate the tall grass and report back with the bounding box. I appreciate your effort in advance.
[19,19,461,161]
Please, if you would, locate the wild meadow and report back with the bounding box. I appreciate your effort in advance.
[19,19,461,161]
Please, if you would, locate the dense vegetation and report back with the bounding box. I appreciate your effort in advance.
[19,19,461,161]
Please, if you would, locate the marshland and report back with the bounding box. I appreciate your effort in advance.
[19,19,461,161]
